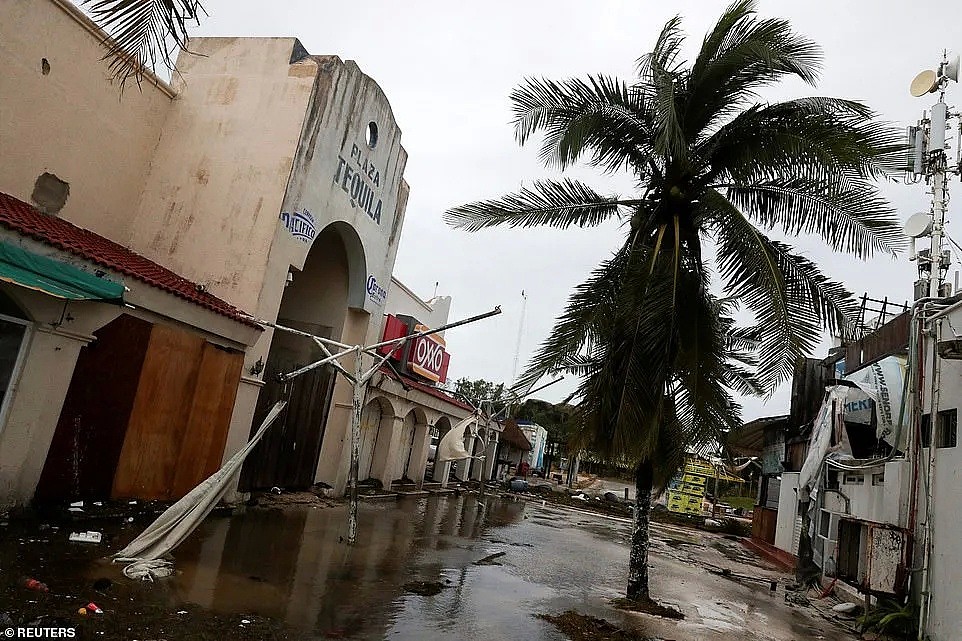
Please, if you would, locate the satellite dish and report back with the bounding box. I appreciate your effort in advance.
[942,55,961,83]
[904,212,933,238]
[910,70,939,97]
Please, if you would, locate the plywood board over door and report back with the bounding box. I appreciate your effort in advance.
[171,342,244,497]
[112,323,244,500]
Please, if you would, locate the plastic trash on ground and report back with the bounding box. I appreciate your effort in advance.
[69,531,103,544]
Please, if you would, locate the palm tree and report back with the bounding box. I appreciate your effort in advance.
[83,0,204,85]
[444,0,904,603]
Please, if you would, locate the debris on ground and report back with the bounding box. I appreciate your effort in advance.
[68,530,103,544]
[21,577,48,592]
[611,597,685,620]
[832,602,858,614]
[248,490,339,508]
[473,551,506,566]
[785,590,812,607]
[403,581,448,596]
[538,611,649,641]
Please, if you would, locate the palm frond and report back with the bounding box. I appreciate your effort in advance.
[510,244,633,395]
[443,179,637,231]
[702,97,908,183]
[725,176,905,257]
[510,76,658,173]
[704,189,857,388]
[636,16,689,160]
[684,0,822,135]
[85,0,204,86]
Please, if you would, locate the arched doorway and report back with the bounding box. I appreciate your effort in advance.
[358,396,394,482]
[240,223,364,491]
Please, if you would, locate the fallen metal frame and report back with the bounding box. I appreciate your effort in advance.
[250,306,502,544]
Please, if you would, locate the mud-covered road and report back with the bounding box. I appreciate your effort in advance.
[1,494,856,640]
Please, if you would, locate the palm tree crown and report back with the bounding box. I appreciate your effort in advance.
[445,0,905,473]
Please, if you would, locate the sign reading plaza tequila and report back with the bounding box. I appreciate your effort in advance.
[333,143,384,224]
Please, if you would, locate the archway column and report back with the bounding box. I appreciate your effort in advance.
[372,414,405,489]
[407,421,432,486]
[483,434,499,481]
[453,435,474,482]
[433,460,451,486]
[470,435,485,481]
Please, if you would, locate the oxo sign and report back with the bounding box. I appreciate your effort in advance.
[408,324,448,383]
[379,315,451,383]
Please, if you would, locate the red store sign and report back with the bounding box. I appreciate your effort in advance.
[379,315,450,383]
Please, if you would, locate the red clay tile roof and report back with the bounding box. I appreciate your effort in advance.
[378,366,475,412]
[0,192,259,328]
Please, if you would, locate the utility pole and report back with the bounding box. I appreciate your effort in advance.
[905,54,961,640]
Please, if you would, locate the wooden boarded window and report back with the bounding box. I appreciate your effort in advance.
[112,323,243,500]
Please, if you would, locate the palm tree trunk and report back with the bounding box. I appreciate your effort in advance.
[626,460,654,602]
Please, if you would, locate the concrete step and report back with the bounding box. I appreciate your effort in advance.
[358,492,399,502]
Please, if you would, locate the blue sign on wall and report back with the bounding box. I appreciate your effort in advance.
[280,209,317,244]
[366,275,387,306]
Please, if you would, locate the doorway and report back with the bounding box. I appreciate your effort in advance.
[239,226,355,491]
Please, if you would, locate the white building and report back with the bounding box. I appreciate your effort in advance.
[517,421,548,469]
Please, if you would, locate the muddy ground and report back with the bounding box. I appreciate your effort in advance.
[1,493,858,640]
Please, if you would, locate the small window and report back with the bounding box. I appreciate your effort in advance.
[937,409,957,448]
[921,414,932,448]
[819,510,831,538]
[872,472,885,486]
[843,472,864,485]
[366,121,379,149]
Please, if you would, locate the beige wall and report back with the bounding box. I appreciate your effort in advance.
[385,278,452,336]
[0,287,120,508]
[0,0,172,241]
[127,37,318,315]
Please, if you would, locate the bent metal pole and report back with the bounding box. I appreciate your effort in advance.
[269,306,502,545]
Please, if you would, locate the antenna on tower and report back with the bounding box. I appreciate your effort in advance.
[906,50,961,300]
[511,290,528,385]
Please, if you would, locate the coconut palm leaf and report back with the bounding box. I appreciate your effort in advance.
[84,0,203,86]
[443,179,641,231]
[510,75,658,174]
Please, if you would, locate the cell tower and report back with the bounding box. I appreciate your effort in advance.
[511,290,527,385]
[904,53,962,299]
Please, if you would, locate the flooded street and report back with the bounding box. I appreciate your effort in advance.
[1,495,855,640]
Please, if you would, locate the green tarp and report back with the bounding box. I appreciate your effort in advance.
[0,241,124,302]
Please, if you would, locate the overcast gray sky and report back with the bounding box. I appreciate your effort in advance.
[191,0,961,419]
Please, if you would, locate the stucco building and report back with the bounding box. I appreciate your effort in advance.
[0,0,463,507]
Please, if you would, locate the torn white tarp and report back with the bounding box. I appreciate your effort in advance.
[112,401,286,580]
[436,413,480,462]
[798,386,851,499]
[843,356,907,450]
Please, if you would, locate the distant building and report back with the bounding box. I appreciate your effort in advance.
[517,421,548,469]
[496,419,532,479]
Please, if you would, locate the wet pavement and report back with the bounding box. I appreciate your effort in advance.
[1,494,856,640]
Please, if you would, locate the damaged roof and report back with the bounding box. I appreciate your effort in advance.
[500,419,533,452]
[378,366,476,413]
[0,192,258,327]
[726,414,790,456]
